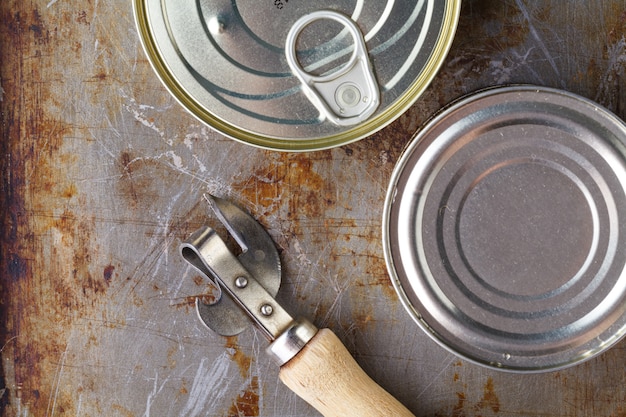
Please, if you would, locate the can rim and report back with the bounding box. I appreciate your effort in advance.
[383,85,626,372]
[133,0,462,151]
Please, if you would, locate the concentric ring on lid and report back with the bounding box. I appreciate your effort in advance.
[383,85,626,372]
[133,0,461,151]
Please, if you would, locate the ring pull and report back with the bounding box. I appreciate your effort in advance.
[286,11,380,127]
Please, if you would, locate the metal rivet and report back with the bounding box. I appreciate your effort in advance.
[235,276,248,289]
[260,304,274,316]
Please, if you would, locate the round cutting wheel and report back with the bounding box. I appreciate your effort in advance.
[383,86,626,372]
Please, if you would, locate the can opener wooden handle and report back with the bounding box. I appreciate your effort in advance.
[180,194,415,417]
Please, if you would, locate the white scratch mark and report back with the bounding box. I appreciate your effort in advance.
[293,238,311,267]
[91,0,100,32]
[119,90,174,145]
[379,150,389,166]
[126,105,167,141]
[142,371,171,417]
[192,154,207,173]
[75,393,83,417]
[149,184,187,274]
[322,272,351,325]
[46,344,69,417]
[489,47,542,85]
[16,397,29,417]
[182,354,232,417]
[415,355,456,400]
[0,335,17,352]
[46,0,60,7]
[166,150,183,169]
[184,133,208,173]
[515,0,563,86]
[183,135,194,149]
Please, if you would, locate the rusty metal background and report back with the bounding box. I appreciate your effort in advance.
[1,1,625,417]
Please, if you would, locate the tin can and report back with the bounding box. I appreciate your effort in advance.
[383,86,626,372]
[134,1,461,151]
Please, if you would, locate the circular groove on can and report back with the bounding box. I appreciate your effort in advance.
[133,0,461,151]
[383,86,626,372]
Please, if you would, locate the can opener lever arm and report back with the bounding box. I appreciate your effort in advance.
[181,194,415,417]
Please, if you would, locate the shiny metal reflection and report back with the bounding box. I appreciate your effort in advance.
[383,86,626,372]
[134,0,461,150]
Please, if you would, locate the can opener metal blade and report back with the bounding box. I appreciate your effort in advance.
[180,194,415,417]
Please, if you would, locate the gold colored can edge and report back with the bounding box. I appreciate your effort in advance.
[133,1,462,152]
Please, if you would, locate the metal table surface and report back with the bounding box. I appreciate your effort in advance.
[1,1,625,416]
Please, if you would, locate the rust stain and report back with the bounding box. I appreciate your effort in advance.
[111,404,136,417]
[232,152,329,224]
[196,293,218,305]
[227,376,260,417]
[0,2,120,416]
[352,268,396,301]
[49,211,109,297]
[475,377,500,414]
[115,148,205,225]
[445,377,501,417]
[171,293,218,313]
[222,337,260,416]
[166,345,178,369]
[554,371,568,384]
[225,336,253,379]
[558,347,626,416]
[117,149,181,212]
[0,1,624,416]
[610,406,626,417]
[231,140,406,329]
[62,183,78,199]
[179,380,188,396]
[171,275,220,312]
[607,8,626,44]
[440,361,504,417]
[353,313,374,327]
[75,10,89,26]
[118,150,143,209]
[452,392,467,417]
[366,258,396,300]
[192,275,204,286]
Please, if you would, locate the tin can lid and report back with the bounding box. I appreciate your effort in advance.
[383,86,626,372]
[134,1,460,151]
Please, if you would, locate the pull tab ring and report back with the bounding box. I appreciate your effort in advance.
[286,11,380,126]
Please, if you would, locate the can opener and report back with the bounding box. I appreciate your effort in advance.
[180,194,415,417]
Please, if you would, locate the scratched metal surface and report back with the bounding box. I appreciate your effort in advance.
[1,1,625,417]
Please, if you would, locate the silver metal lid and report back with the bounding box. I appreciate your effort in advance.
[134,1,460,151]
[383,86,626,372]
